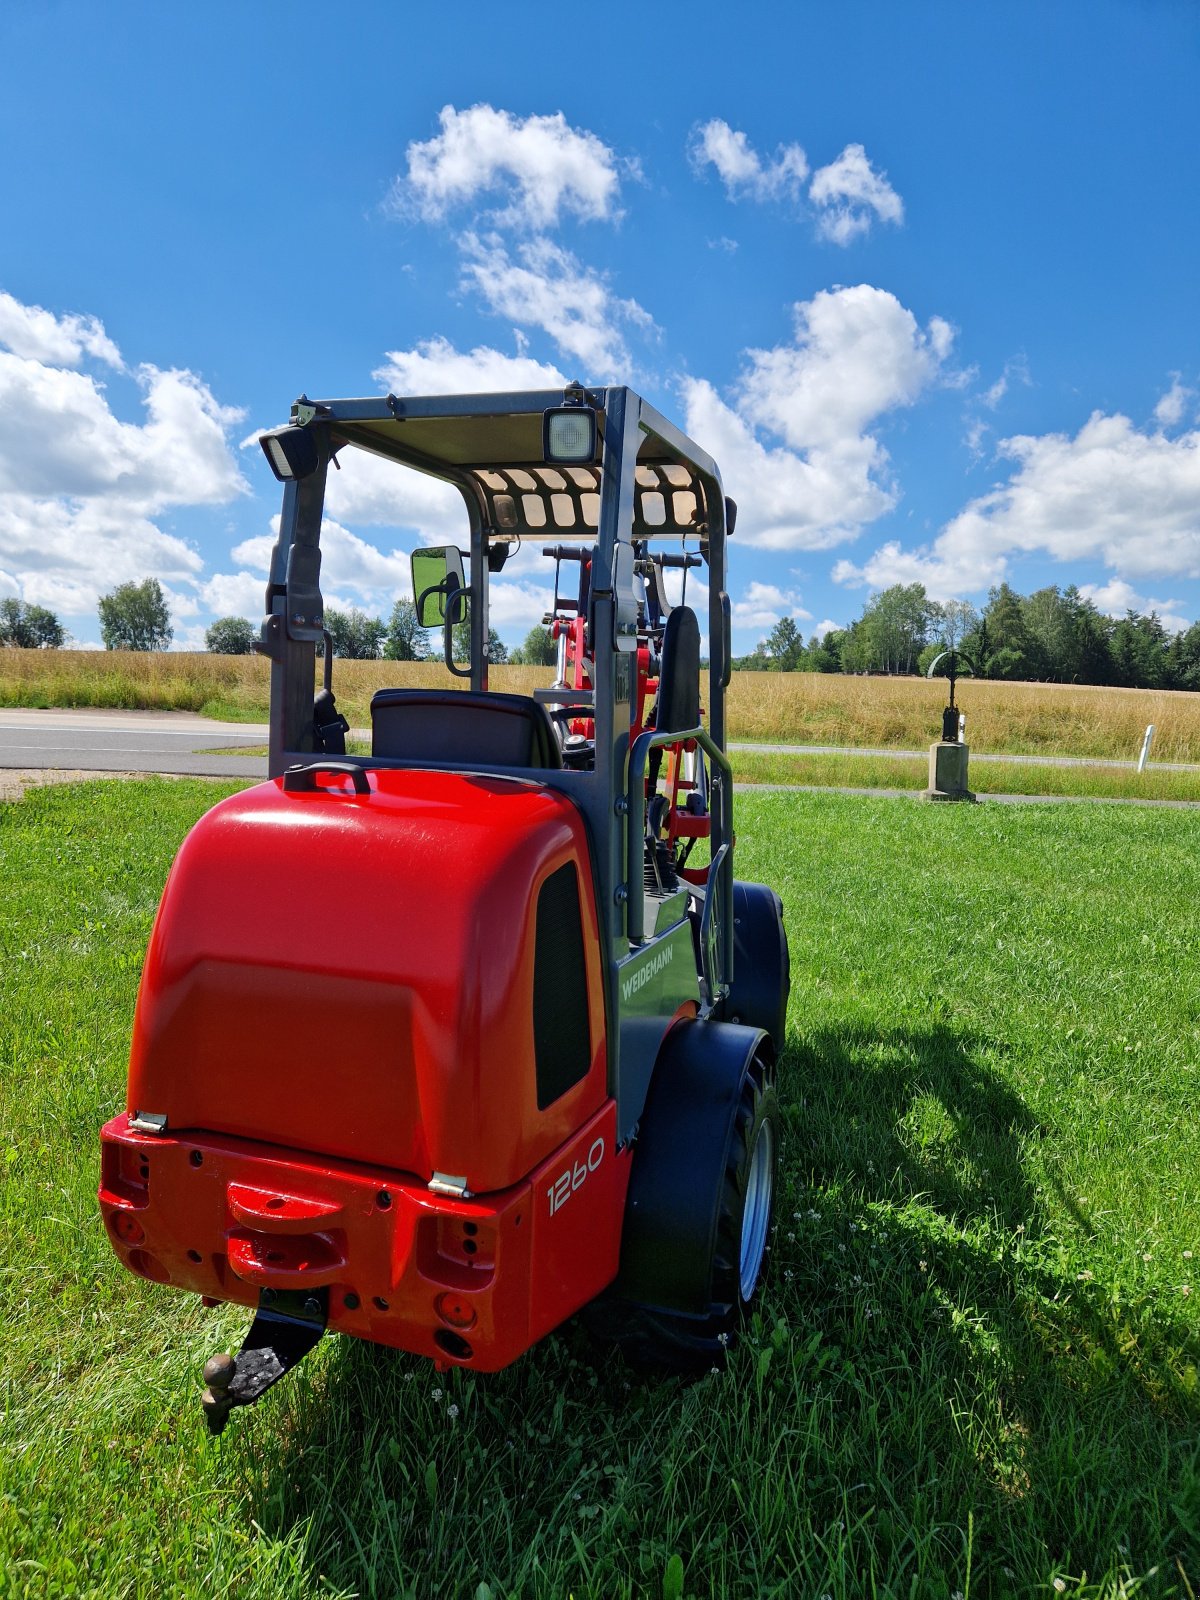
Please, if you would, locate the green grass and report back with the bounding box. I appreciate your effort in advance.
[2,781,1198,1597]
[734,749,1200,803]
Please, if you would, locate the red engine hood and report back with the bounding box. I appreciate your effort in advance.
[127,767,606,1194]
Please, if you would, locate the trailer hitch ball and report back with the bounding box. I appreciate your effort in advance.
[200,1352,237,1436]
[203,1352,237,1387]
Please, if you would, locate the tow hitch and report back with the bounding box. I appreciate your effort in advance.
[201,1288,327,1435]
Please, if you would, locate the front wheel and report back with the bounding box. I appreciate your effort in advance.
[586,1050,778,1373]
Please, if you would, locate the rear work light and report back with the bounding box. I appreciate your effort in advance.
[543,405,597,465]
[260,425,320,482]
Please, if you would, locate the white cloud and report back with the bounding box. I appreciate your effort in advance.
[0,289,123,369]
[488,576,555,634]
[459,233,654,377]
[689,120,809,202]
[201,569,266,622]
[809,143,904,245]
[0,352,246,509]
[395,104,625,229]
[1155,373,1193,430]
[837,409,1200,599]
[812,618,840,642]
[321,428,469,539]
[227,517,413,617]
[736,284,952,450]
[374,335,565,395]
[0,292,248,624]
[1078,579,1189,632]
[730,580,811,630]
[832,538,1007,602]
[682,285,953,551]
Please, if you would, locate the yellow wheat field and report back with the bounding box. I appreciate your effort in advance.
[2,650,1199,762]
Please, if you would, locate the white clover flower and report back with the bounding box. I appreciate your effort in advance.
[447,1403,459,1418]
[431,1387,443,1401]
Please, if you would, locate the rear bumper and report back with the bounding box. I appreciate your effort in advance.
[99,1100,624,1371]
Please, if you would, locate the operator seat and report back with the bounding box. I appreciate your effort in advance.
[651,605,701,735]
[371,688,563,769]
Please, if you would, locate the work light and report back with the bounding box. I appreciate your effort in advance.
[259,425,320,482]
[543,405,597,464]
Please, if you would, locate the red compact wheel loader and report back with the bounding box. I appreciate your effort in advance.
[98,382,790,1432]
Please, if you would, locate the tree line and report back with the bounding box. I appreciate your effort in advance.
[0,580,560,664]
[7,575,1199,691]
[741,582,1200,691]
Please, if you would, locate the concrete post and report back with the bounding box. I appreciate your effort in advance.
[924,740,977,803]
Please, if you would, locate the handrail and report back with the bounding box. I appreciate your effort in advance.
[625,725,733,986]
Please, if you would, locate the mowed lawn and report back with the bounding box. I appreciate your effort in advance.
[2,780,1198,1599]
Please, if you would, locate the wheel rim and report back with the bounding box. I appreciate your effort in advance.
[739,1118,774,1300]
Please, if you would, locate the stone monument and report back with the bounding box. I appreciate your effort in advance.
[924,649,977,803]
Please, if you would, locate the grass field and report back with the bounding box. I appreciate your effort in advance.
[5,649,1200,762]
[3,781,1199,1598]
[733,750,1200,803]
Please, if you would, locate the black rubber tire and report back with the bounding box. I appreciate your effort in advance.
[585,1051,779,1374]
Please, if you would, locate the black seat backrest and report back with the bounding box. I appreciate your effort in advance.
[371,688,563,769]
[653,605,701,734]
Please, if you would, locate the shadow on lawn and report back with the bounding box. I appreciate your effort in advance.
[787,1022,1200,1588]
[236,1022,1200,1597]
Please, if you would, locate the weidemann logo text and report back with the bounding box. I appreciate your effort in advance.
[622,944,674,1001]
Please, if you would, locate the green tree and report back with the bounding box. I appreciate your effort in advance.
[762,616,805,670]
[98,578,173,651]
[488,629,509,665]
[857,583,932,673]
[1061,587,1113,685]
[205,616,256,654]
[324,607,386,659]
[1166,620,1200,691]
[806,628,844,673]
[979,583,1031,680]
[929,598,979,653]
[0,596,66,648]
[511,624,557,666]
[383,599,429,661]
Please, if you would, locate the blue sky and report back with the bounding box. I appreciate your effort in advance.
[1,0,1198,651]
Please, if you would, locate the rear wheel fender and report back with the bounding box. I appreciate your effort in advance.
[615,1018,771,1316]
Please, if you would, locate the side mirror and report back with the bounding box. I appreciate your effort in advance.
[411,546,467,627]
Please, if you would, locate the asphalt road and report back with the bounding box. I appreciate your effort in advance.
[3,709,1197,807]
[0,709,268,778]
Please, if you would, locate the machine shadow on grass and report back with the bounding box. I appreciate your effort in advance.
[225,1023,1199,1595]
[787,1022,1200,1586]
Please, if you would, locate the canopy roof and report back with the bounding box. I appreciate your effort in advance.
[298,391,718,544]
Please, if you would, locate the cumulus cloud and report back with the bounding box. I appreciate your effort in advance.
[394,104,625,229]
[1155,373,1193,430]
[374,335,565,395]
[836,409,1200,600]
[730,580,811,630]
[488,576,556,633]
[689,124,903,246]
[459,233,654,377]
[689,120,809,201]
[320,338,570,538]
[200,568,266,622]
[0,296,248,625]
[1079,578,1190,632]
[0,289,123,369]
[808,143,903,244]
[682,285,954,550]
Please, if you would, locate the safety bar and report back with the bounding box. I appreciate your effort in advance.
[626,724,733,974]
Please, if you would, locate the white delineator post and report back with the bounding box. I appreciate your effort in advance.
[1137,724,1156,774]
